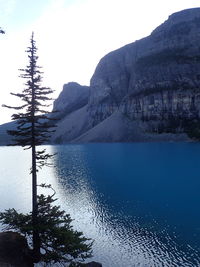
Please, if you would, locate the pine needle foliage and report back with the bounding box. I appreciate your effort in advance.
[3,32,57,261]
[0,189,93,266]
[3,32,56,150]
[1,33,93,265]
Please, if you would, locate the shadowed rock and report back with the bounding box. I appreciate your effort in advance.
[0,232,33,267]
[53,8,200,143]
[1,8,200,144]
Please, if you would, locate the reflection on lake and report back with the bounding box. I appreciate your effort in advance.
[0,143,200,266]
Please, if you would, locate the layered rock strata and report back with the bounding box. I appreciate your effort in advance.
[1,8,200,144]
[52,8,200,143]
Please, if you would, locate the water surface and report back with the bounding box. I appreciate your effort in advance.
[0,143,200,266]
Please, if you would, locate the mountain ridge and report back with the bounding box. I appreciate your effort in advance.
[1,8,200,144]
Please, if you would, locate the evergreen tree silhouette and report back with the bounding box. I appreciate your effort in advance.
[2,33,92,265]
[3,32,56,261]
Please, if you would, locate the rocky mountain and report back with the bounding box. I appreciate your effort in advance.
[0,121,17,145]
[1,8,200,144]
[51,8,200,143]
[53,82,90,120]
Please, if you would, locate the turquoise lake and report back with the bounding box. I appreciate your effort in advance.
[0,143,200,266]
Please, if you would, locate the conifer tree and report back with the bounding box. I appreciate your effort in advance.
[0,33,92,266]
[0,185,93,265]
[3,32,56,261]
[2,33,92,265]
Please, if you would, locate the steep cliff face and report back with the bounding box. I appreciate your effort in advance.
[53,82,90,119]
[50,8,200,143]
[51,82,92,143]
[88,8,200,130]
[121,90,200,122]
[1,8,199,144]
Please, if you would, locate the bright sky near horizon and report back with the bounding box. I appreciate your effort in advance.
[0,0,199,124]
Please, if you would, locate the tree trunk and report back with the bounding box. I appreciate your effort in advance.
[32,144,40,262]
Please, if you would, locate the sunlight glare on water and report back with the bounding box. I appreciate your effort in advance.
[0,143,200,266]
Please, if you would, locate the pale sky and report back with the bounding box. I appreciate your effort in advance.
[0,0,199,124]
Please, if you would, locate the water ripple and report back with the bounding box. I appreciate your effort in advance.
[1,144,200,266]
